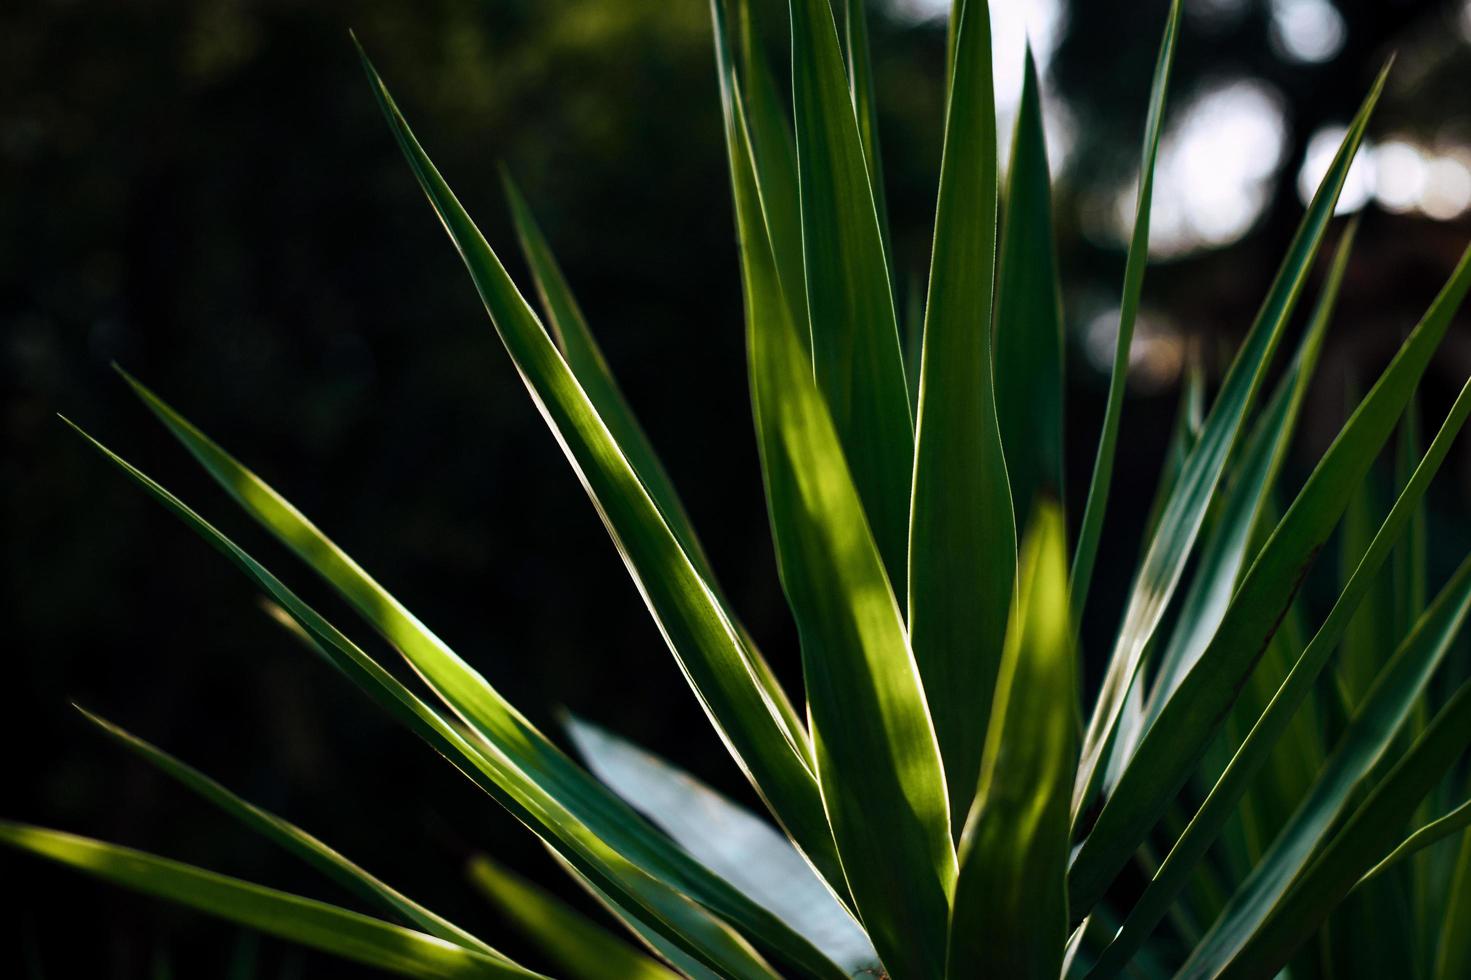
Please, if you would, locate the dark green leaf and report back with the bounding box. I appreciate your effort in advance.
[1068,238,1471,919]
[789,0,913,592]
[1074,78,1384,819]
[1219,680,1471,978]
[467,856,679,980]
[908,0,1018,828]
[62,418,782,979]
[1068,0,1182,624]
[78,708,500,957]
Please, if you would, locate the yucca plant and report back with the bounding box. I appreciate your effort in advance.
[9,0,1471,976]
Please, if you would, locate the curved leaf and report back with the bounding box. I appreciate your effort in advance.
[1358,795,1471,888]
[1068,238,1471,919]
[0,823,541,980]
[117,372,840,979]
[353,41,842,898]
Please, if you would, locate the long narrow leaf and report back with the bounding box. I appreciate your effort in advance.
[1074,79,1384,819]
[0,823,541,980]
[1219,680,1471,978]
[713,6,955,975]
[467,856,680,980]
[908,0,1018,827]
[1069,0,1181,623]
[61,419,782,979]
[1437,823,1471,979]
[789,0,913,592]
[1094,462,1471,975]
[498,174,809,756]
[77,707,502,958]
[1127,219,1355,761]
[737,0,807,334]
[1357,796,1471,888]
[1184,545,1471,975]
[948,502,1077,979]
[117,373,840,978]
[1068,239,1471,918]
[353,41,843,899]
[994,46,1066,524]
[842,0,893,284]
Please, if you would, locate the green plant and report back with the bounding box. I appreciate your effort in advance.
[9,0,1471,976]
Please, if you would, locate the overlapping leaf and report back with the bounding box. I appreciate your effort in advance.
[1094,429,1471,974]
[1074,75,1385,820]
[353,41,845,900]
[1219,680,1471,977]
[908,0,1018,827]
[788,0,913,592]
[1069,239,1471,918]
[117,373,841,978]
[948,502,1077,979]
[0,824,542,980]
[712,5,954,975]
[499,173,809,757]
[1180,537,1471,976]
[62,419,783,979]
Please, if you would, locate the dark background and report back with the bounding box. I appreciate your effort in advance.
[4,0,1471,975]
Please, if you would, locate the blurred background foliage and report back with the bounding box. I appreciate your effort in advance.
[4,0,1471,974]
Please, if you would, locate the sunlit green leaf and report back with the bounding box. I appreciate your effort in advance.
[908,0,1017,828]
[948,501,1077,979]
[354,39,844,903]
[117,372,839,977]
[789,0,913,593]
[713,6,954,974]
[0,823,542,980]
[62,418,782,980]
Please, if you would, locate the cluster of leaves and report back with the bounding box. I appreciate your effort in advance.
[8,0,1471,976]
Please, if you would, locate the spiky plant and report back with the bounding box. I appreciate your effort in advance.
[9,0,1471,976]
